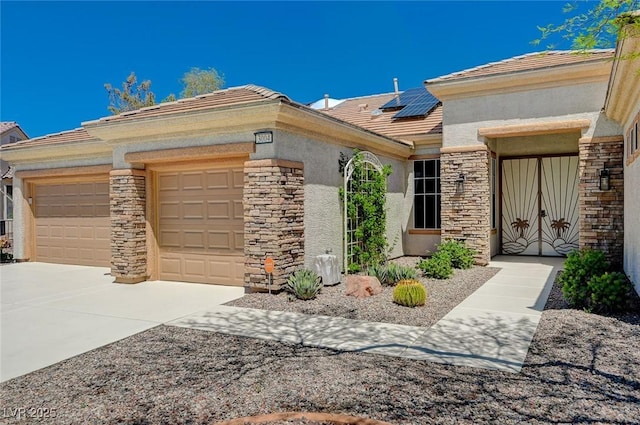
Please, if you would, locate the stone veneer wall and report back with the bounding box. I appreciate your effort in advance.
[244,159,304,290]
[440,146,491,265]
[110,169,147,283]
[578,137,624,267]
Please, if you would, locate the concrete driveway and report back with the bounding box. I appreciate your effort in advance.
[0,262,244,382]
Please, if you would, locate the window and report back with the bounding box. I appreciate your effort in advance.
[491,157,497,229]
[414,159,440,229]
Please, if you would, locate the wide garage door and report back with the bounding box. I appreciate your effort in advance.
[34,180,110,267]
[157,166,244,286]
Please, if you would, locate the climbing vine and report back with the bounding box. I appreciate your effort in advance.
[339,150,392,272]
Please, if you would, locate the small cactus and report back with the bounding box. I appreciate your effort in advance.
[284,268,322,300]
[393,279,427,307]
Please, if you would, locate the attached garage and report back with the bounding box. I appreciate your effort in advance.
[156,165,245,286]
[34,179,110,267]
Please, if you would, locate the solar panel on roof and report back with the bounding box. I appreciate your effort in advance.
[379,87,427,110]
[393,91,439,119]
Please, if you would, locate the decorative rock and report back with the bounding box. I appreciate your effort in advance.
[344,275,383,298]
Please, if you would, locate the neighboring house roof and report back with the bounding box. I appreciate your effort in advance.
[2,128,96,151]
[1,121,29,142]
[308,97,345,109]
[84,85,289,126]
[318,92,442,139]
[0,122,19,134]
[427,50,614,84]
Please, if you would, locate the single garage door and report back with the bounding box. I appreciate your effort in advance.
[157,166,244,286]
[34,180,110,267]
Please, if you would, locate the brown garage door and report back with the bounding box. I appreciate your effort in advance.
[34,180,110,267]
[157,167,244,286]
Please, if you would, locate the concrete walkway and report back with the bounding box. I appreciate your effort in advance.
[168,256,564,373]
[0,263,244,382]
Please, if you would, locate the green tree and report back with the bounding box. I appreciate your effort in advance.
[180,67,224,98]
[104,72,157,115]
[534,0,639,52]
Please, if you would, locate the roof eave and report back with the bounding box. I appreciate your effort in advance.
[82,100,285,144]
[277,102,414,159]
[604,23,640,124]
[0,139,112,164]
[426,59,613,101]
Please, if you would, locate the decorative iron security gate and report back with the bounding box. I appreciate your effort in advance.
[501,155,579,256]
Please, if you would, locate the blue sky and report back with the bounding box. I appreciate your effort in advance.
[1,1,590,138]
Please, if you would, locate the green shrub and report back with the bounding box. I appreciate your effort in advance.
[437,240,475,269]
[560,249,609,308]
[284,268,322,300]
[418,252,453,279]
[393,279,427,307]
[588,272,633,313]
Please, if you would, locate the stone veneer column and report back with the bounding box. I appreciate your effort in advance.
[440,146,491,265]
[578,137,624,268]
[244,159,304,290]
[110,169,147,283]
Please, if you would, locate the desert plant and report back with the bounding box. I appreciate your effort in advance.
[588,272,633,313]
[418,251,453,279]
[0,237,11,263]
[284,268,322,300]
[393,279,427,307]
[386,263,418,285]
[437,240,475,269]
[560,249,609,308]
[367,263,389,285]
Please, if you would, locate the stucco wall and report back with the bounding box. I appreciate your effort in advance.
[443,82,621,148]
[258,129,407,269]
[623,110,640,294]
[495,133,579,156]
[1,129,27,224]
[113,131,256,169]
[10,176,25,258]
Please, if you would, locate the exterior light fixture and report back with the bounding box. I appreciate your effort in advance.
[455,173,466,194]
[254,130,273,144]
[599,168,610,191]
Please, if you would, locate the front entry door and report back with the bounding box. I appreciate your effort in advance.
[501,156,579,256]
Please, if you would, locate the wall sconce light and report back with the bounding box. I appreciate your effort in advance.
[254,130,273,144]
[455,173,466,194]
[599,168,610,191]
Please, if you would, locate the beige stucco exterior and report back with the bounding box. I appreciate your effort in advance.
[3,41,639,291]
[604,20,640,293]
[428,60,625,261]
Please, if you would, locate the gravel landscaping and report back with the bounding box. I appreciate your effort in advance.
[1,272,639,424]
[228,258,500,328]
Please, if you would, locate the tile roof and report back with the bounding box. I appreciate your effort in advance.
[427,50,614,84]
[0,122,18,134]
[318,92,442,139]
[84,84,288,125]
[1,128,96,150]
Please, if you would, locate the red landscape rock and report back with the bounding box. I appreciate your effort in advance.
[344,275,383,299]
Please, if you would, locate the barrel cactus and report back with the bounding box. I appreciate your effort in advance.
[392,279,427,307]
